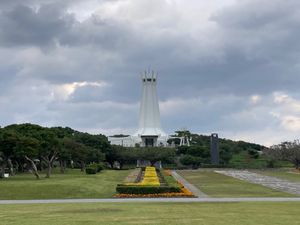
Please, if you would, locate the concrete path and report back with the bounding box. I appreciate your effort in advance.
[1,197,300,204]
[171,170,209,198]
[215,170,300,196]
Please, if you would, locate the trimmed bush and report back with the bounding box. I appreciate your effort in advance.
[87,163,104,173]
[116,185,181,194]
[95,163,104,172]
[85,167,97,174]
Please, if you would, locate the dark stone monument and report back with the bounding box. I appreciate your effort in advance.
[210,133,219,165]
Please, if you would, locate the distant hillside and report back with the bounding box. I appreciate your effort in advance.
[171,131,268,168]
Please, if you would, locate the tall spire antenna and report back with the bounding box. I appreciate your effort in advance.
[147,65,151,74]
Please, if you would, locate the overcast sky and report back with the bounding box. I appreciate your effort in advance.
[1,0,300,146]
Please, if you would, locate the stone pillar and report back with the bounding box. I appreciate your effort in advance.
[210,133,219,165]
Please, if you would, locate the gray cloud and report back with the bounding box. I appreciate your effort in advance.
[0,0,300,145]
[0,3,75,47]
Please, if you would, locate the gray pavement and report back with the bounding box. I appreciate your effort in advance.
[215,170,300,196]
[171,170,209,198]
[1,197,300,204]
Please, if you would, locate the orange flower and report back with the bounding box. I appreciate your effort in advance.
[164,170,172,176]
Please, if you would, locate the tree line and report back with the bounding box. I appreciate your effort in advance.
[0,124,109,179]
[0,123,176,179]
[2,123,298,179]
[263,140,300,169]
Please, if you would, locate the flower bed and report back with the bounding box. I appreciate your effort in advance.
[115,168,195,197]
[115,181,194,198]
[121,166,160,186]
[140,166,160,186]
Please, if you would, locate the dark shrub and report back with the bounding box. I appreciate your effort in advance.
[180,154,202,169]
[116,185,181,194]
[95,163,104,172]
[88,163,104,173]
[85,167,97,174]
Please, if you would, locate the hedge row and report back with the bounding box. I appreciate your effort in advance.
[116,185,181,194]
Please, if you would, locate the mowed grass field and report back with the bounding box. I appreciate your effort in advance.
[177,170,294,197]
[0,169,129,200]
[1,202,300,225]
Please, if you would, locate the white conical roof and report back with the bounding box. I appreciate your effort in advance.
[134,71,167,137]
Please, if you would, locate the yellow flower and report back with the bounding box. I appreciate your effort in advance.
[122,166,160,186]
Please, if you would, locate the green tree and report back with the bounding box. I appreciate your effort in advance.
[58,141,72,173]
[0,130,19,177]
[106,145,137,169]
[86,147,105,164]
[64,138,89,171]
[15,136,40,179]
[180,155,202,169]
[74,132,110,154]
[186,146,209,158]
[177,145,189,155]
[39,131,61,178]
[268,141,300,169]
[219,143,233,164]
[137,147,176,166]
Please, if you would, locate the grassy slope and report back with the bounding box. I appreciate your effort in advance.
[1,202,300,225]
[0,169,129,200]
[178,170,294,197]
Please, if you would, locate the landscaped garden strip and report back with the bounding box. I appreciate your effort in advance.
[121,166,160,186]
[115,168,194,197]
[162,170,181,189]
[140,167,160,186]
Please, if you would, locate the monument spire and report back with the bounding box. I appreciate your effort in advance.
[135,71,167,147]
[109,71,168,147]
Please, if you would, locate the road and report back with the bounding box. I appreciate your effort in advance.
[1,197,300,204]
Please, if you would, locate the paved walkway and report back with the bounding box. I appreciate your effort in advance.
[215,170,300,196]
[171,170,209,198]
[1,197,300,204]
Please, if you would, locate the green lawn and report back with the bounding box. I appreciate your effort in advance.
[0,202,300,225]
[178,170,294,197]
[255,169,300,182]
[0,169,129,200]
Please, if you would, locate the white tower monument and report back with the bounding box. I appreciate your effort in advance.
[108,71,168,147]
[134,71,168,147]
